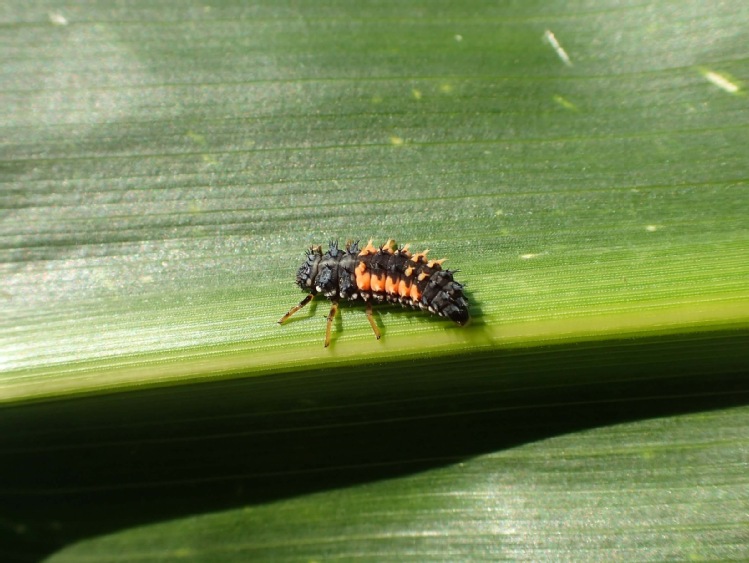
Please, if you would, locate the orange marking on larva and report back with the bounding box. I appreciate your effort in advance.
[355,261,371,291]
[401,243,411,252]
[418,272,429,281]
[359,240,377,256]
[411,249,430,262]
[371,272,386,293]
[410,283,422,302]
[404,265,414,277]
[398,278,411,298]
[427,258,447,268]
[381,239,397,253]
[396,248,411,259]
[385,273,399,295]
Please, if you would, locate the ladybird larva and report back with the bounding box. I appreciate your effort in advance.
[278,239,469,347]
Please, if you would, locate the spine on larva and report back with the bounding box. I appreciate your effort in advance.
[295,239,469,325]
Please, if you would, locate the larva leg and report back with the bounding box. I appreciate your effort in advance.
[277,293,315,324]
[365,301,381,340]
[324,300,339,348]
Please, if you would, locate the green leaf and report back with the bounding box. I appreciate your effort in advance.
[2,0,747,402]
[6,333,749,561]
[1,0,748,560]
[46,402,749,562]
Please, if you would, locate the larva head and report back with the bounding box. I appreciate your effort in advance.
[296,245,323,292]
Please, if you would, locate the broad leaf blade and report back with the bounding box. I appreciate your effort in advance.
[2,0,747,403]
[1,0,748,561]
[46,404,749,562]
